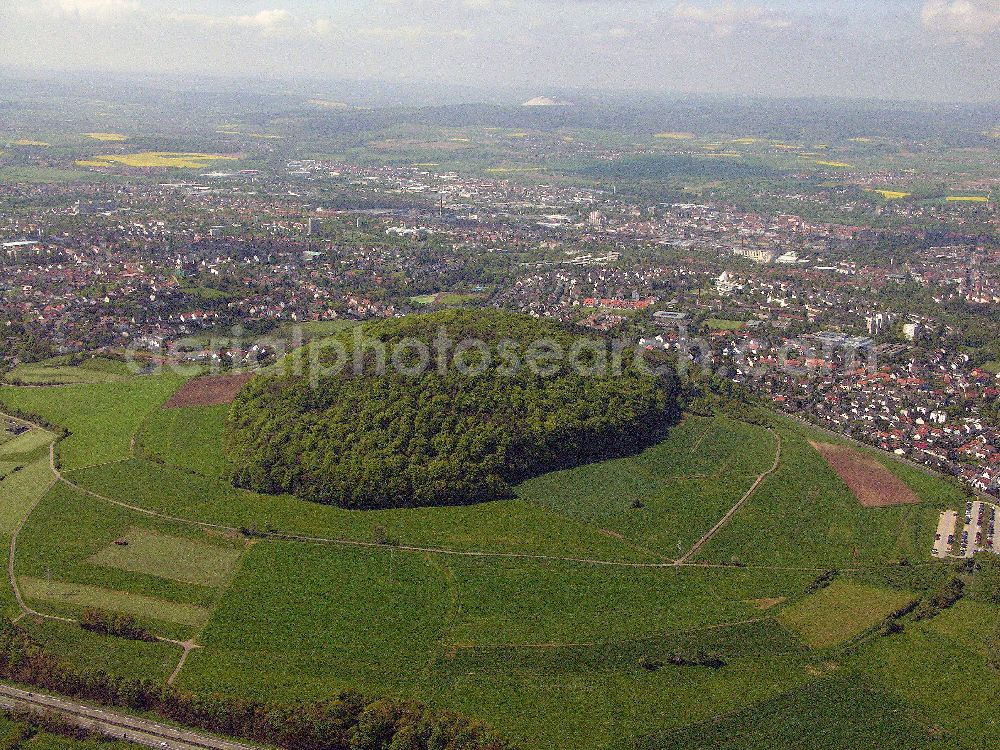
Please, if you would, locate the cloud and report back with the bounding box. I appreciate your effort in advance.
[921,0,1000,43]
[671,2,792,35]
[165,8,295,33]
[42,0,139,20]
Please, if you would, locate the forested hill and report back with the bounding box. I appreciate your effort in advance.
[225,310,678,509]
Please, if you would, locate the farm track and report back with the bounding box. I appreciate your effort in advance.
[2,414,195,666]
[3,410,926,601]
[675,429,782,565]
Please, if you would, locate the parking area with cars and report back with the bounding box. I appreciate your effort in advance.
[934,502,1000,559]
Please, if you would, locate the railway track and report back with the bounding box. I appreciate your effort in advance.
[0,683,263,750]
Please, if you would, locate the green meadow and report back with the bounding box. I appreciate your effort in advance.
[0,375,982,750]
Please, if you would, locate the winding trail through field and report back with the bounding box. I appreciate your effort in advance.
[3,424,196,678]
[0,412,885,575]
[675,429,782,565]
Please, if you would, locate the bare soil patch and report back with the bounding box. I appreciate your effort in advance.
[810,441,920,507]
[163,373,253,408]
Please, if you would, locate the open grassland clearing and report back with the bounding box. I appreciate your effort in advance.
[18,617,179,682]
[810,441,921,507]
[639,674,937,750]
[777,579,915,648]
[88,528,242,587]
[409,291,484,307]
[3,357,133,385]
[445,559,810,647]
[850,600,1000,749]
[67,455,654,562]
[183,542,452,698]
[0,429,54,458]
[696,421,949,567]
[705,318,746,331]
[517,417,776,557]
[0,373,185,470]
[180,541,814,750]
[0,451,56,535]
[18,577,209,628]
[136,404,231,477]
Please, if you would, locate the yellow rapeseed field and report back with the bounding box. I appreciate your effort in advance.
[946,196,989,202]
[76,152,238,169]
[814,160,853,168]
[654,132,695,140]
[871,189,911,200]
[11,139,50,146]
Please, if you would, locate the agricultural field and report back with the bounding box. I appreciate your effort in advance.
[695,420,951,567]
[0,376,988,750]
[0,371,185,470]
[3,357,132,385]
[777,580,914,648]
[76,153,237,169]
[810,441,921,507]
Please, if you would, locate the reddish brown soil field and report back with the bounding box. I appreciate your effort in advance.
[810,441,920,507]
[162,373,254,408]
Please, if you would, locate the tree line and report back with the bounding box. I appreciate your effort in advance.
[0,624,514,750]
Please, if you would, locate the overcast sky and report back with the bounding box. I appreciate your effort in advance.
[1,0,998,102]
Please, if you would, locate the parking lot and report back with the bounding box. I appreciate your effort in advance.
[935,501,1000,559]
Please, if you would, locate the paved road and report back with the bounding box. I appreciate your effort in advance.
[0,683,263,750]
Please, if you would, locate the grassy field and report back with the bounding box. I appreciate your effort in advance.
[19,577,209,628]
[639,674,936,750]
[2,375,978,750]
[409,292,483,306]
[518,417,775,557]
[18,617,179,681]
[696,422,945,567]
[136,404,230,477]
[66,457,650,561]
[4,357,131,385]
[0,373,185,470]
[705,318,746,331]
[88,529,242,587]
[850,600,1000,748]
[0,452,55,534]
[0,429,54,457]
[180,541,814,750]
[777,579,914,648]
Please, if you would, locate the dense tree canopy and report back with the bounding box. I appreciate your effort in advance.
[226,310,677,508]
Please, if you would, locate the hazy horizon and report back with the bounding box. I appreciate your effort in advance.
[1,1,998,104]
